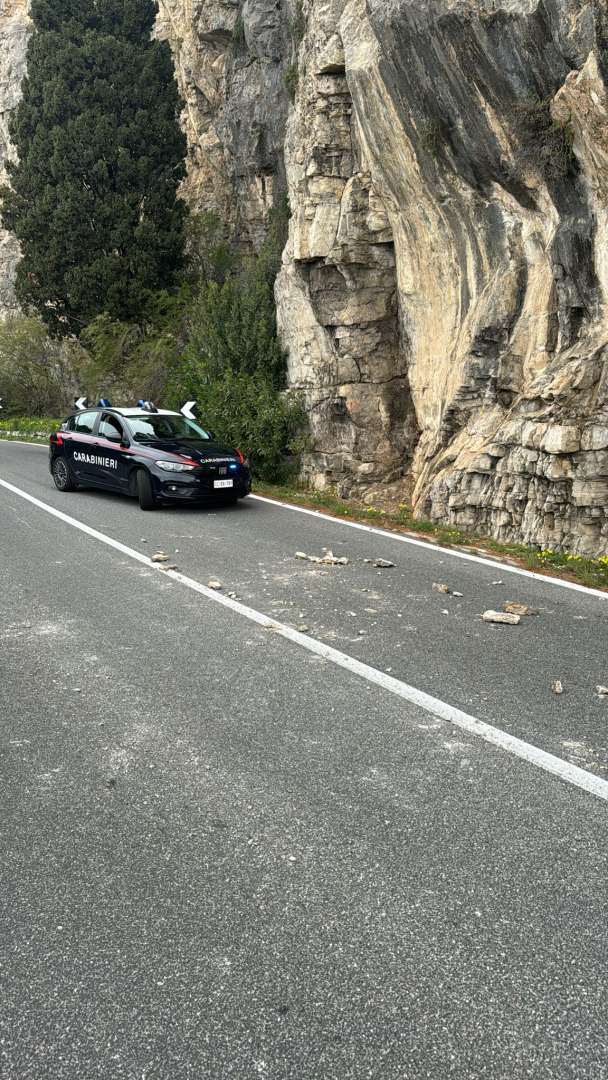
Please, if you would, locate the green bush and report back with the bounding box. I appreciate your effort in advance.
[171,199,305,479]
[184,212,236,287]
[173,365,305,481]
[284,62,299,102]
[0,415,61,438]
[0,316,85,416]
[80,290,188,403]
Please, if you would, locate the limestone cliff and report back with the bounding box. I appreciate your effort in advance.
[156,0,292,249]
[277,0,608,555]
[2,0,608,554]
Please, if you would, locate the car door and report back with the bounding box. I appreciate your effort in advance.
[67,410,100,483]
[96,413,131,491]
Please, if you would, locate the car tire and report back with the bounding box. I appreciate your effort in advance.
[52,457,78,492]
[136,469,156,510]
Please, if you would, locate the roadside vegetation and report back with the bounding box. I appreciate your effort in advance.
[0,2,300,483]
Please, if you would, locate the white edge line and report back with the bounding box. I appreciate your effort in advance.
[2,474,607,805]
[250,495,608,600]
[2,440,607,601]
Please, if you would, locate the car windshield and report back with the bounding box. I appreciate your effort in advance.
[126,414,212,442]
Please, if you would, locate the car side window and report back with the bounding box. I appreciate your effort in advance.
[99,413,124,440]
[73,411,98,435]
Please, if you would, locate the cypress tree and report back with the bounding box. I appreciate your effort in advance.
[2,0,188,335]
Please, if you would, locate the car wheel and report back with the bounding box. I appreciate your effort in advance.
[136,469,156,510]
[52,457,78,492]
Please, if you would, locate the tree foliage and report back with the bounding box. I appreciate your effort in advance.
[170,200,305,479]
[2,0,188,335]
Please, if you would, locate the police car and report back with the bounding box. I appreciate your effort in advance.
[49,400,252,510]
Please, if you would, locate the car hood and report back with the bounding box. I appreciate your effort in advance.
[142,439,240,462]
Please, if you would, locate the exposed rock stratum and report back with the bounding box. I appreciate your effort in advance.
[3,0,608,553]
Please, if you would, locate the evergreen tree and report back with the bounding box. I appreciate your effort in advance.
[2,0,188,335]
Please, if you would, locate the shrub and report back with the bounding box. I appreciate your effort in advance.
[171,199,304,479]
[80,290,187,402]
[284,62,299,102]
[0,316,85,416]
[173,365,305,481]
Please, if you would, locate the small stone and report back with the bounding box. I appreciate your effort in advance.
[160,564,179,572]
[432,582,450,593]
[453,591,463,597]
[373,558,395,568]
[441,609,449,615]
[151,552,168,563]
[141,538,147,543]
[482,610,521,625]
[72,687,81,693]
[596,685,608,696]
[207,580,222,590]
[297,624,309,633]
[504,601,535,616]
[552,680,564,695]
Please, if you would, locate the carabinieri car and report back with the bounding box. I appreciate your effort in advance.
[49,402,251,510]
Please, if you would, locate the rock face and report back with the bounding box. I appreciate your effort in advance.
[0,0,29,313]
[1,0,608,554]
[156,0,292,249]
[276,0,608,555]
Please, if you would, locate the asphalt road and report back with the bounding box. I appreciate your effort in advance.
[1,440,607,1079]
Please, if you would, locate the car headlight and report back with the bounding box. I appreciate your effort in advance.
[156,460,196,472]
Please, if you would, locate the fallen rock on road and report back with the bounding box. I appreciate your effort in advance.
[504,601,536,616]
[295,550,349,565]
[482,610,521,625]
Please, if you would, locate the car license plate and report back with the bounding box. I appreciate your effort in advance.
[214,479,234,489]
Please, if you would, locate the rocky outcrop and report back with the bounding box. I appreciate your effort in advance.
[0,0,29,313]
[276,0,608,554]
[156,0,292,249]
[275,1,419,495]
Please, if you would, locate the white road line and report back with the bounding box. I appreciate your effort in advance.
[2,441,607,600]
[2,474,607,804]
[251,495,608,600]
